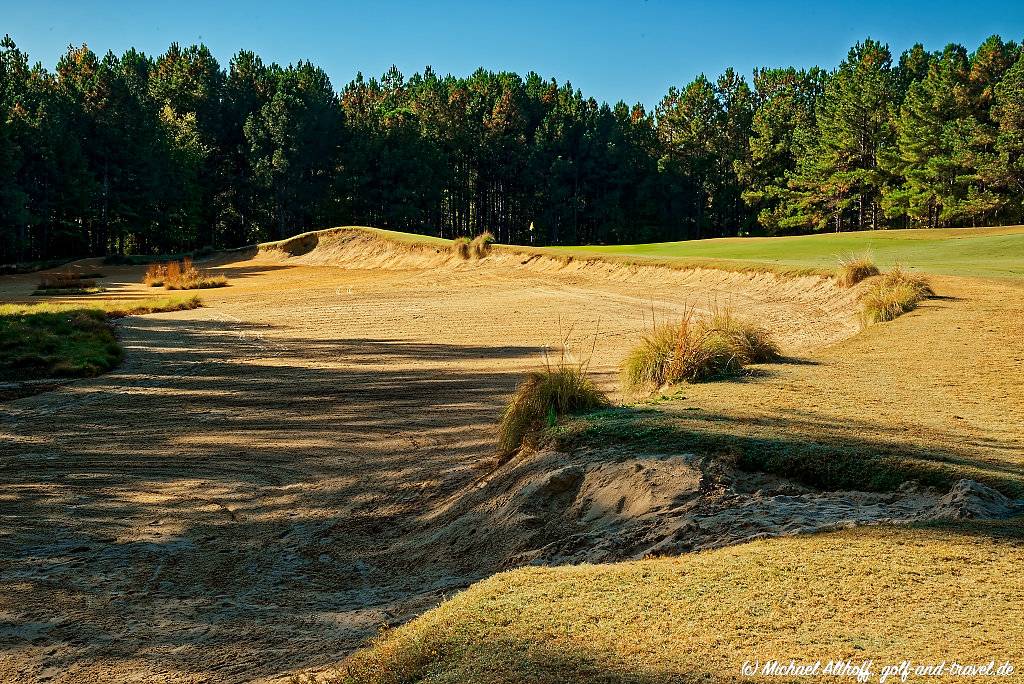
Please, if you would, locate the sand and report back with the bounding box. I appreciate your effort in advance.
[0,229,1019,682]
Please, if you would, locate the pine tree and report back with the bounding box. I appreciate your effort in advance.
[786,39,897,230]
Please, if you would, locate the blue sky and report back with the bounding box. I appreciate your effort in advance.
[5,0,1024,108]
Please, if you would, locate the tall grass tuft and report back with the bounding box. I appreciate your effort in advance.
[621,310,739,395]
[143,263,166,287]
[145,258,227,290]
[707,306,781,364]
[837,253,881,287]
[497,328,609,456]
[860,265,934,325]
[470,231,495,258]
[452,236,472,259]
[621,305,780,396]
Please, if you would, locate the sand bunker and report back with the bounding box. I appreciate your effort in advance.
[410,447,1024,570]
[2,227,1015,682]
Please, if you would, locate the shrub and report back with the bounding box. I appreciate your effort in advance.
[836,253,880,287]
[860,265,934,325]
[621,308,743,396]
[452,236,471,260]
[470,231,495,258]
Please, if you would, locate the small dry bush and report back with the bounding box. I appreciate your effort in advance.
[497,331,609,456]
[860,265,934,325]
[469,231,495,258]
[157,257,228,290]
[621,312,739,395]
[836,253,880,287]
[451,236,471,260]
[143,263,166,286]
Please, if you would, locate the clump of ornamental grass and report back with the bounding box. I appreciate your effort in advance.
[146,257,228,290]
[470,231,495,258]
[143,263,166,286]
[451,236,472,260]
[836,253,881,287]
[34,271,104,296]
[860,265,934,325]
[621,309,740,396]
[621,305,780,397]
[706,306,782,364]
[497,328,609,456]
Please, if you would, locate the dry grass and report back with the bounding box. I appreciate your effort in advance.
[37,272,97,290]
[706,306,781,364]
[470,231,495,258]
[144,258,228,290]
[836,253,880,287]
[497,330,609,456]
[34,271,106,296]
[103,295,203,318]
[326,520,1024,684]
[621,307,755,395]
[451,237,472,260]
[0,296,202,381]
[143,263,166,287]
[861,265,934,325]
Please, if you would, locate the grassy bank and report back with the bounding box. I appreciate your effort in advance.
[548,226,1024,279]
[0,295,202,381]
[547,407,1024,497]
[330,520,1024,684]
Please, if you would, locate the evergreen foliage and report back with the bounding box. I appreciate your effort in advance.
[1,34,1023,261]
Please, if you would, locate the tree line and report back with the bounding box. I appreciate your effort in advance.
[2,33,1023,261]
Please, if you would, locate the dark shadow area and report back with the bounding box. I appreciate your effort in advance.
[0,314,544,680]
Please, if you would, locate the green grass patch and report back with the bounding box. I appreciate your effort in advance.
[0,307,121,380]
[546,226,1024,279]
[0,295,203,382]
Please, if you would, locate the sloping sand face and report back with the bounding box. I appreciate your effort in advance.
[0,230,866,682]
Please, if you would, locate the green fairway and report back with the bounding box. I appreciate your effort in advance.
[548,226,1024,279]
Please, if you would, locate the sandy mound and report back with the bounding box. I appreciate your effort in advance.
[243,227,866,351]
[410,446,1023,569]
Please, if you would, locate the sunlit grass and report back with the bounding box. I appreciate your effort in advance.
[326,520,1024,684]
[836,252,880,287]
[144,258,228,290]
[861,266,934,325]
[621,306,778,396]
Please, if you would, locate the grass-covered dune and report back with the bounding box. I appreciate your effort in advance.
[548,226,1024,279]
[330,521,1024,684]
[254,225,1024,280]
